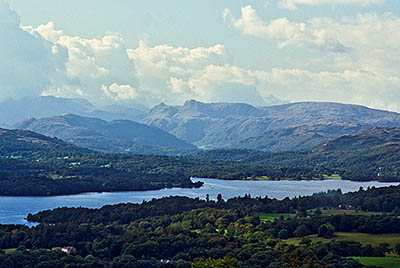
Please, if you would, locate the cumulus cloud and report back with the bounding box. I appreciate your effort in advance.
[230,7,400,75]
[102,83,137,101]
[0,1,65,100]
[1,1,267,108]
[224,5,400,111]
[254,68,400,111]
[25,22,139,105]
[2,0,400,113]
[127,42,267,106]
[231,5,349,51]
[279,0,385,10]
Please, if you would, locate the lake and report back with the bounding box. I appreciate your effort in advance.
[1,178,398,226]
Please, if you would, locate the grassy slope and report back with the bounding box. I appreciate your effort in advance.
[259,213,295,222]
[320,209,382,217]
[351,257,400,268]
[285,232,400,248]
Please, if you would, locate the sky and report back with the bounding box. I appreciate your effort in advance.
[1,0,400,111]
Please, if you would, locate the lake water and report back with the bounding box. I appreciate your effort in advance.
[1,178,398,226]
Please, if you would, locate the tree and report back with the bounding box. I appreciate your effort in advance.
[278,229,288,239]
[192,256,240,268]
[318,224,335,238]
[294,224,310,237]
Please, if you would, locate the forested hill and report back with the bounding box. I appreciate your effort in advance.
[191,127,400,181]
[0,128,90,158]
[0,128,202,196]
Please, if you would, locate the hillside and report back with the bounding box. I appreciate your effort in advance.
[315,127,400,153]
[0,127,90,158]
[143,100,400,151]
[13,114,198,155]
[190,127,400,181]
[0,127,201,196]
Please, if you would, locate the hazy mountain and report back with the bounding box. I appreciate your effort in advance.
[13,114,198,155]
[143,100,400,151]
[0,96,148,126]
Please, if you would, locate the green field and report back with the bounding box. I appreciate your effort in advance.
[284,232,400,248]
[351,257,400,268]
[4,248,16,254]
[322,174,342,180]
[319,209,382,217]
[260,213,295,223]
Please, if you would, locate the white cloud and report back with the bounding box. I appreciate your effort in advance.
[226,5,400,111]
[25,22,139,105]
[222,8,231,22]
[2,0,400,113]
[231,7,400,76]
[231,5,348,51]
[126,41,266,106]
[0,1,65,101]
[279,0,385,10]
[102,83,137,101]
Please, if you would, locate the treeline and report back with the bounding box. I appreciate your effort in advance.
[190,144,400,181]
[28,184,400,225]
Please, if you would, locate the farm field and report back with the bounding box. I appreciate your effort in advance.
[320,209,382,217]
[259,213,295,222]
[351,257,400,268]
[284,232,400,248]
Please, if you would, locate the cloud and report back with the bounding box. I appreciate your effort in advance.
[102,83,137,101]
[3,3,267,108]
[231,5,349,52]
[226,5,400,111]
[25,22,139,105]
[0,1,65,101]
[2,0,400,113]
[254,67,400,111]
[278,0,385,10]
[222,8,231,22]
[127,41,267,106]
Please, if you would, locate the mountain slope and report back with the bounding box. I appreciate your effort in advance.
[143,100,400,151]
[13,114,198,155]
[315,127,400,153]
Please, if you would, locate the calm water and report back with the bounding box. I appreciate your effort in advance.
[0,178,398,226]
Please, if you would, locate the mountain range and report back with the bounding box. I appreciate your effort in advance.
[13,114,198,155]
[142,100,400,151]
[7,96,400,153]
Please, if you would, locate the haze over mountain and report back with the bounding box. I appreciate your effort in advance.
[0,96,148,127]
[143,100,400,151]
[13,114,197,155]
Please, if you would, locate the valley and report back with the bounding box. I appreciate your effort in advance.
[2,99,400,268]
